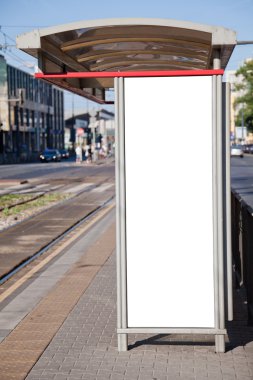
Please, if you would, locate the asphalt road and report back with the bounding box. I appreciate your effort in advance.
[231,154,253,209]
[0,160,74,180]
[0,158,115,182]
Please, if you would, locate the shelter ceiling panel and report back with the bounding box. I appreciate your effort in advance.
[76,48,209,63]
[59,25,211,48]
[89,58,207,71]
[16,18,236,102]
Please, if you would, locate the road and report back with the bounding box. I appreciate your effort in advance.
[0,158,115,195]
[231,154,253,209]
[0,159,115,281]
[0,159,78,180]
[0,158,115,182]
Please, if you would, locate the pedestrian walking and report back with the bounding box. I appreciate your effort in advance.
[75,145,82,164]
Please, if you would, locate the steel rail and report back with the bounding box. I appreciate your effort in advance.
[0,176,112,234]
[0,192,45,212]
[0,196,114,286]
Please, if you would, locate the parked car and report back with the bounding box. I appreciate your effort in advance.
[242,144,253,154]
[40,149,61,162]
[59,149,69,159]
[230,145,244,158]
[247,144,253,154]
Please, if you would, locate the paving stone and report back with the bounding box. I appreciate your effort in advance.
[28,374,55,380]
[124,374,139,380]
[195,372,208,378]
[54,375,69,380]
[110,374,125,380]
[152,371,169,379]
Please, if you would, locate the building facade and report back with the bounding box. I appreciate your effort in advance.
[65,109,115,154]
[0,55,64,163]
[226,63,253,144]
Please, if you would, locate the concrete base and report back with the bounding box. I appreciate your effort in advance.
[118,333,128,351]
[215,334,225,353]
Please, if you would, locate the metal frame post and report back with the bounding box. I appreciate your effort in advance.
[212,72,220,348]
[222,82,233,321]
[115,77,128,351]
[225,82,233,321]
[213,51,226,353]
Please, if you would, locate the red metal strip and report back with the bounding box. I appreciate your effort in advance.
[35,69,224,79]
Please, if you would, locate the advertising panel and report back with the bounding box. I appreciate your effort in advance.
[124,76,214,328]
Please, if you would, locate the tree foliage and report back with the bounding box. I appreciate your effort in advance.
[234,59,253,132]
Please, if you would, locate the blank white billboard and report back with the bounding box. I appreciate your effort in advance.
[124,76,214,328]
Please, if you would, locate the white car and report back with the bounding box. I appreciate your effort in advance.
[231,145,244,158]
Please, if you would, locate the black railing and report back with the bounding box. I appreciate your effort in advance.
[231,190,253,324]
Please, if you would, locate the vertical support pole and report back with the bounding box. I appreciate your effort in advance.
[213,51,225,353]
[115,77,128,351]
[222,83,227,319]
[115,77,122,349]
[212,73,220,350]
[225,82,233,321]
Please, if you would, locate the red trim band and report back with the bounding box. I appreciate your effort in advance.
[35,69,224,79]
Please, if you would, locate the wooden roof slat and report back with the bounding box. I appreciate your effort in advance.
[76,48,209,63]
[75,24,211,43]
[61,36,211,52]
[90,59,207,71]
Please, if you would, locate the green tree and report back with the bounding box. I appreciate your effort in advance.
[234,59,253,133]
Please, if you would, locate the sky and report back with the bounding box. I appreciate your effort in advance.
[0,0,253,116]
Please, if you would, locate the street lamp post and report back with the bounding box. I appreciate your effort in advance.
[241,107,244,143]
[89,108,97,161]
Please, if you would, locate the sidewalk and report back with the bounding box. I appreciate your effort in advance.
[1,216,253,379]
[27,255,253,380]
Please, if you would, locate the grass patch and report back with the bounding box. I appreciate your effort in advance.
[0,194,36,209]
[0,192,70,218]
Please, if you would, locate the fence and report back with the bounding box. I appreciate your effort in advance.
[231,190,253,324]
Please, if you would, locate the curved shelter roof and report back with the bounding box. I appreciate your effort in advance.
[16,18,236,103]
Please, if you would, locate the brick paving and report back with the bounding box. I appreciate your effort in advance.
[26,250,253,379]
[0,221,116,380]
[1,216,253,379]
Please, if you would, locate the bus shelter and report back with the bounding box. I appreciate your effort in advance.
[17,18,237,352]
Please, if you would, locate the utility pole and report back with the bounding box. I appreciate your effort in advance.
[14,102,20,159]
[241,107,245,143]
[14,88,26,160]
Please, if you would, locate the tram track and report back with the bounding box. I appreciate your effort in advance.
[0,175,113,231]
[0,177,115,287]
[0,195,115,289]
[0,192,45,212]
